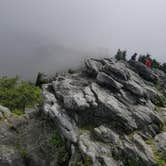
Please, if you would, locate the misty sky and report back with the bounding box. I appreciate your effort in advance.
[0,0,166,80]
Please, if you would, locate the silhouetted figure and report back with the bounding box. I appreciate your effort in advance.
[131,53,137,61]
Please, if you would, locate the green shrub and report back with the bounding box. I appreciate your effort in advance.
[49,130,69,165]
[12,109,25,116]
[0,76,42,112]
[161,125,166,132]
[156,154,166,166]
[145,139,166,166]
[153,96,166,107]
[49,130,63,147]
[115,49,127,61]
[155,80,161,91]
[76,156,92,166]
[16,143,28,158]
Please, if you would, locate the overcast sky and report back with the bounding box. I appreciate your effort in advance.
[0,0,166,80]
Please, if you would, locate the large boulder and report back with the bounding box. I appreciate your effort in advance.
[43,85,78,143]
[103,62,130,81]
[91,83,137,131]
[124,80,146,97]
[84,58,103,76]
[0,105,11,119]
[96,72,123,90]
[93,125,121,144]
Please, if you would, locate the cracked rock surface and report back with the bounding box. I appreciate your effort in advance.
[41,58,166,166]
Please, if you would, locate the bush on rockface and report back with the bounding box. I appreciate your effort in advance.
[115,49,127,61]
[153,96,166,107]
[0,76,42,113]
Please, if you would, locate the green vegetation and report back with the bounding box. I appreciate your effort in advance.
[115,49,127,61]
[161,125,166,132]
[156,155,166,166]
[74,155,92,166]
[49,130,63,147]
[145,139,166,166]
[16,143,28,158]
[0,76,42,114]
[155,80,161,91]
[126,157,142,166]
[153,96,166,107]
[76,159,92,166]
[12,109,25,116]
[49,130,69,166]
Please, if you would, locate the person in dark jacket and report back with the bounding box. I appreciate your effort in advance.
[131,53,137,61]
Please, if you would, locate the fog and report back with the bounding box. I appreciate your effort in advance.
[0,0,166,80]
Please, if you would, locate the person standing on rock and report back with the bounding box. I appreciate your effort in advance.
[145,55,152,68]
[131,53,137,61]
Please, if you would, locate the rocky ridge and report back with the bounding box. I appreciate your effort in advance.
[42,58,166,166]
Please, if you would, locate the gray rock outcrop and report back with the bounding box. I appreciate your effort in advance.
[41,58,166,166]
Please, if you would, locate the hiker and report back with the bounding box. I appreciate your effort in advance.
[145,56,152,68]
[131,53,137,61]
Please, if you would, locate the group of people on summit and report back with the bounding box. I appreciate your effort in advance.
[115,49,153,68]
[131,53,152,68]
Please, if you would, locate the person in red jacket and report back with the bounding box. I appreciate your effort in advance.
[145,58,152,68]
